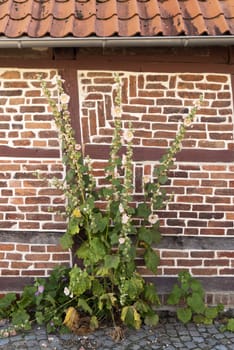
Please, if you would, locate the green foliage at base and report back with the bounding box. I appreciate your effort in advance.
[0,266,72,333]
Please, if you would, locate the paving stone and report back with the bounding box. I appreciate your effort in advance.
[1,316,234,350]
[213,345,229,350]
[0,337,10,346]
[184,341,199,349]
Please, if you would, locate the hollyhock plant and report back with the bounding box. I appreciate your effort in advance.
[38,73,203,333]
[0,73,202,337]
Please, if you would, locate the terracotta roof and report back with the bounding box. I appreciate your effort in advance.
[0,0,234,38]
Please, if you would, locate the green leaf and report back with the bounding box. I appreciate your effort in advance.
[121,306,142,329]
[0,293,16,317]
[95,266,109,276]
[144,248,160,274]
[177,307,192,324]
[93,212,108,233]
[69,266,91,296]
[90,237,107,263]
[104,254,120,270]
[45,294,56,308]
[144,283,160,305]
[67,217,80,235]
[138,227,152,246]
[35,311,44,325]
[187,293,205,314]
[92,279,105,296]
[65,169,75,183]
[78,298,93,315]
[98,293,117,311]
[135,300,151,314]
[227,318,234,332]
[77,241,90,260]
[193,314,206,324]
[138,227,161,246]
[144,312,159,327]
[12,308,31,330]
[204,307,218,320]
[136,203,151,219]
[158,175,168,185]
[90,315,99,331]
[120,275,144,301]
[17,285,37,309]
[190,279,204,295]
[167,284,182,305]
[60,232,73,249]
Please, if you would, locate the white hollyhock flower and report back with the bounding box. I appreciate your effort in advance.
[112,106,122,118]
[60,93,70,104]
[148,213,159,224]
[64,287,70,296]
[122,213,129,224]
[119,203,124,213]
[183,117,192,127]
[123,130,133,142]
[119,237,125,244]
[143,175,151,184]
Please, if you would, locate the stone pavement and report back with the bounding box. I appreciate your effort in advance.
[1,315,234,350]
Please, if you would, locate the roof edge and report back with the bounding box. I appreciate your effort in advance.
[0,35,234,49]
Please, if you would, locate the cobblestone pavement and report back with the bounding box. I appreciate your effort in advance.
[1,316,234,350]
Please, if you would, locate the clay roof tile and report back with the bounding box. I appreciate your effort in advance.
[0,0,234,38]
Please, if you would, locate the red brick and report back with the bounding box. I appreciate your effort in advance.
[177,259,202,266]
[25,254,50,261]
[206,75,228,83]
[162,251,189,258]
[220,268,234,275]
[217,252,234,258]
[22,270,45,276]
[177,196,203,203]
[11,262,32,269]
[192,268,218,275]
[19,222,40,229]
[6,253,22,260]
[31,246,46,252]
[47,245,67,252]
[163,268,188,275]
[159,259,175,266]
[0,244,15,251]
[16,244,29,252]
[204,259,229,266]
[52,254,71,261]
[184,228,199,235]
[200,228,225,235]
[2,270,20,275]
[190,251,215,258]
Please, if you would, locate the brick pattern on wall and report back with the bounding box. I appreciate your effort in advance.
[138,249,234,277]
[0,68,234,298]
[77,70,234,286]
[91,161,234,237]
[0,69,66,231]
[78,71,233,150]
[0,160,66,231]
[0,69,69,286]
[0,242,71,278]
[0,69,61,149]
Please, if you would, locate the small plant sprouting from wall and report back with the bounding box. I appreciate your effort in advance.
[0,73,203,337]
[167,271,224,325]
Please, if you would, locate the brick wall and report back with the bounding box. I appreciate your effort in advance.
[78,71,234,304]
[0,68,234,304]
[0,69,70,291]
